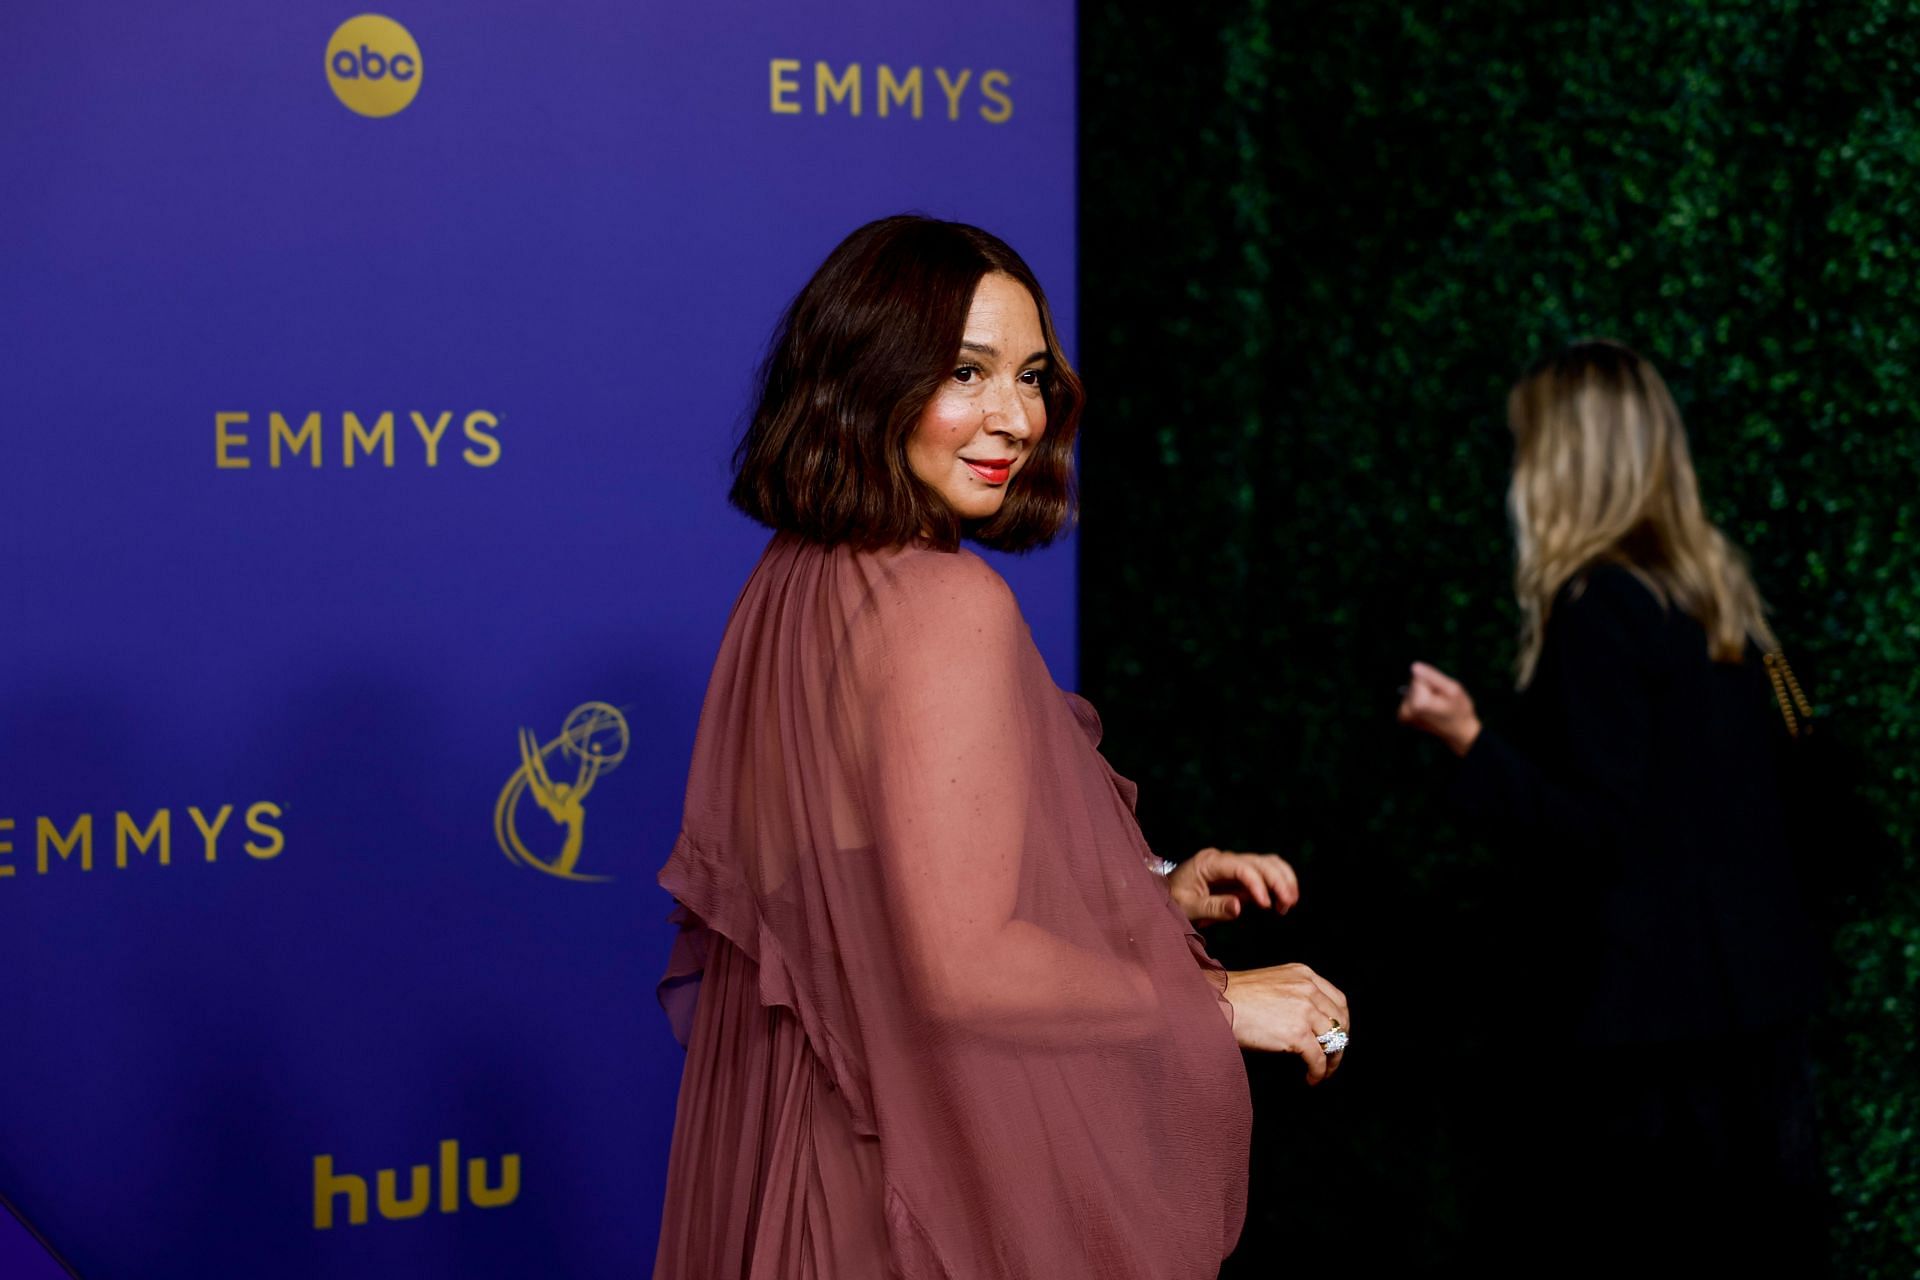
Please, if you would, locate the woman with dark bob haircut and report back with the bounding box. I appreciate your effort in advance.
[654,215,1348,1279]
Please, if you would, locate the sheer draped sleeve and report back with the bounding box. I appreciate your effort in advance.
[658,535,1250,1279]
[854,550,1167,1040]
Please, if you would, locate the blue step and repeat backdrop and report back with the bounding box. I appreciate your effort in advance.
[0,3,1076,1275]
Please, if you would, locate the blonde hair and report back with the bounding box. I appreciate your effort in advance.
[1507,339,1775,687]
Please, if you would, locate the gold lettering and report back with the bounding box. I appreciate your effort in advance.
[270,412,323,468]
[377,1165,433,1219]
[934,67,972,120]
[816,62,861,115]
[439,1140,460,1213]
[467,1153,521,1208]
[115,810,171,868]
[344,412,395,468]
[0,817,13,878]
[313,1156,368,1229]
[878,65,923,119]
[769,58,801,114]
[411,411,453,467]
[36,814,93,873]
[189,804,233,862]
[216,412,251,469]
[462,411,501,467]
[244,801,286,860]
[980,69,1012,123]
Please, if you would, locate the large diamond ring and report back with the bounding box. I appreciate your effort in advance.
[1316,1018,1349,1055]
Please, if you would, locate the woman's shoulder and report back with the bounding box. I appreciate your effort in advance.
[1559,561,1667,622]
[863,542,1022,626]
[1546,561,1673,661]
[841,544,1034,700]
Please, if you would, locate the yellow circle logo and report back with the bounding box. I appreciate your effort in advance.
[325,15,422,118]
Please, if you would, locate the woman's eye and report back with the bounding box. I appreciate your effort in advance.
[953,365,981,383]
[1019,369,1047,387]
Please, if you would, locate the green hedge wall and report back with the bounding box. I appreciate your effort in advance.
[1081,1,1918,1272]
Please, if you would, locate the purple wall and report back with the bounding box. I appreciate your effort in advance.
[0,3,1076,1275]
[0,1199,75,1280]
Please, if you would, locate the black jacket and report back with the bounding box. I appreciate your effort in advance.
[1453,563,1821,1046]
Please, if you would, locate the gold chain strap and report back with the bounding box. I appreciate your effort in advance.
[1764,650,1816,738]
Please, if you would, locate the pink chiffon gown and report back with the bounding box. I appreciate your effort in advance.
[654,534,1251,1279]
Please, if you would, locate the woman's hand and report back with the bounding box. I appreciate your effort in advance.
[1396,661,1482,756]
[1166,848,1299,924]
[1223,964,1351,1084]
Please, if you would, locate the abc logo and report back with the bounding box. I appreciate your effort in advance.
[325,15,422,118]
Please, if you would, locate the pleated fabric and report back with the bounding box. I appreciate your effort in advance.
[654,534,1250,1279]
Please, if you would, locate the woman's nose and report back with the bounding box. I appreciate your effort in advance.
[983,380,1031,438]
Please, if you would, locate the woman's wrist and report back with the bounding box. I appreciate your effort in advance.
[1221,971,1245,1040]
[1447,717,1483,757]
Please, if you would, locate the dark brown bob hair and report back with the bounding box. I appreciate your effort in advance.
[730,214,1084,552]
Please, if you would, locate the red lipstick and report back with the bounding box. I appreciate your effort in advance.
[963,457,1013,485]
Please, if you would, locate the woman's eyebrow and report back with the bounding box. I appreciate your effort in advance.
[960,340,1049,365]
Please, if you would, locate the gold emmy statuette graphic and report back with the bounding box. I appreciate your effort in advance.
[493,702,629,882]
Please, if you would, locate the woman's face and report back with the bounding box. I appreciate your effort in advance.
[907,272,1049,521]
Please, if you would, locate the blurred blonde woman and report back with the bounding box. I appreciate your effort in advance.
[1398,340,1824,1275]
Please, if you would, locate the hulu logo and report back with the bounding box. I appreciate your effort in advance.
[313,1140,520,1229]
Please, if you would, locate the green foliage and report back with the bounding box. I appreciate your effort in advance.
[1082,0,1919,1271]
